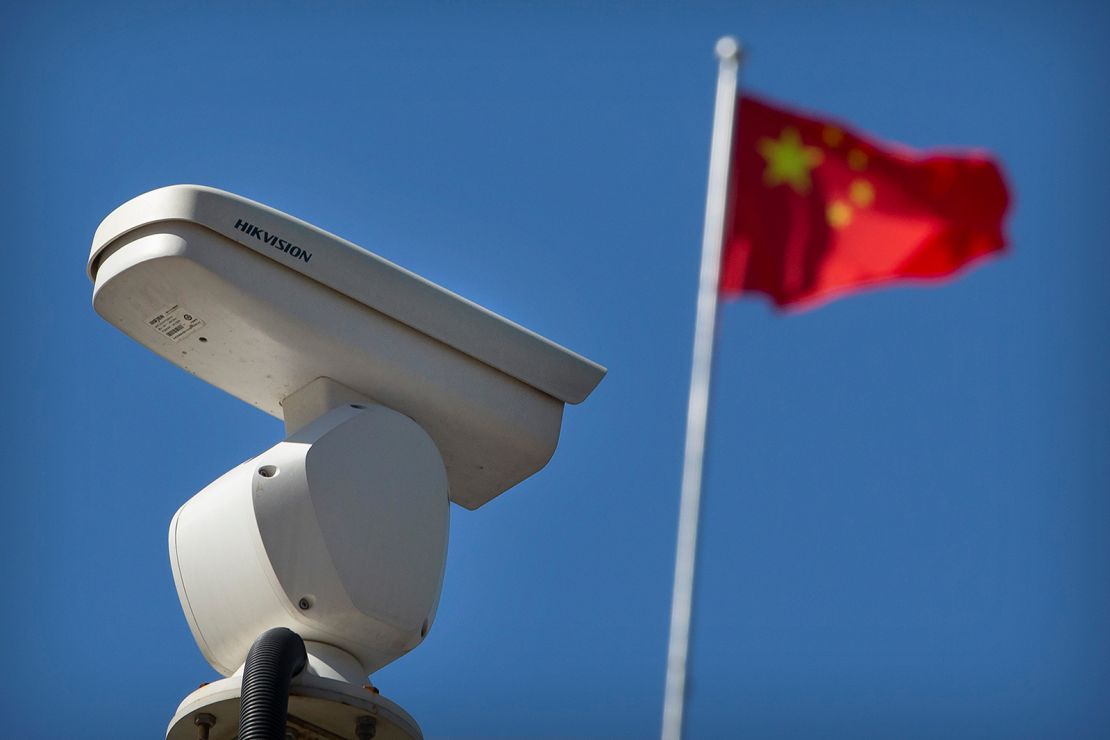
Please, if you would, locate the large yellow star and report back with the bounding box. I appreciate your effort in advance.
[757,127,824,194]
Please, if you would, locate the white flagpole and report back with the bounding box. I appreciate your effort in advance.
[661,36,743,740]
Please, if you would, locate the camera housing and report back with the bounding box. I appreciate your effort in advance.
[88,185,605,510]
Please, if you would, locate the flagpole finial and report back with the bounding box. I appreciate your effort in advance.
[715,36,742,62]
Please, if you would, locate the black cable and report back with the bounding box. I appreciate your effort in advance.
[237,627,308,740]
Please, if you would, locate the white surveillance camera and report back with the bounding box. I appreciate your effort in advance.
[87,185,605,739]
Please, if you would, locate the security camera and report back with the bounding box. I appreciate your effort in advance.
[88,185,605,739]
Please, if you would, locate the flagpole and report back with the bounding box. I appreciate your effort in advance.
[661,36,742,740]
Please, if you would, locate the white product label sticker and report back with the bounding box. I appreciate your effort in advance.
[147,304,205,342]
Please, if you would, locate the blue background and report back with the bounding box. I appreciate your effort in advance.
[2,2,1108,738]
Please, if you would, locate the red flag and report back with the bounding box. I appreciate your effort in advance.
[719,95,1010,309]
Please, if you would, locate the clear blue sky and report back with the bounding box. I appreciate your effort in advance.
[3,2,1108,738]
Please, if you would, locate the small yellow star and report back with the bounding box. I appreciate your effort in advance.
[827,200,852,228]
[758,127,825,194]
[847,148,869,171]
[822,126,844,147]
[850,179,875,207]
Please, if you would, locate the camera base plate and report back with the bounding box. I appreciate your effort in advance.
[166,673,421,740]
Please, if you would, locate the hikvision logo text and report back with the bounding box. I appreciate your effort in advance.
[234,219,312,263]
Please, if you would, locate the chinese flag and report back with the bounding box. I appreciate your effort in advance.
[719,95,1010,309]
